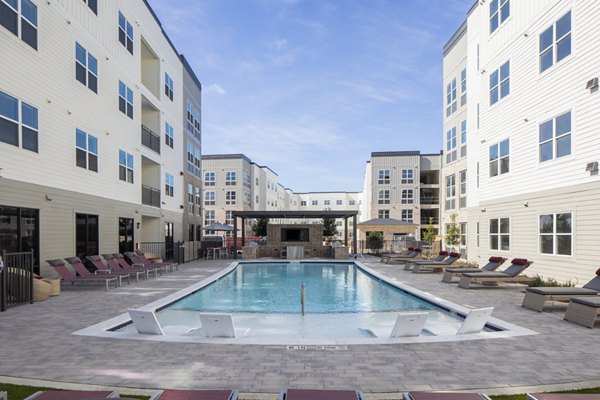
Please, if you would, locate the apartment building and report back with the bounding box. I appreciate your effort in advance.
[0,0,201,274]
[443,0,600,283]
[360,152,441,242]
[441,22,469,256]
[295,191,361,240]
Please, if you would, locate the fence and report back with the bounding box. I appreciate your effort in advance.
[0,250,34,312]
[140,241,202,264]
[357,239,427,255]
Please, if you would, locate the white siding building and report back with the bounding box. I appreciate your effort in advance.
[0,0,201,274]
[444,0,600,283]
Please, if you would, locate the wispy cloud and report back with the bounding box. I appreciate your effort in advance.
[204,83,226,96]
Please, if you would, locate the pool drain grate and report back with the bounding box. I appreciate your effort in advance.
[286,345,348,351]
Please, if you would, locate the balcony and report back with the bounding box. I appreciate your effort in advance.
[421,217,439,225]
[420,197,439,205]
[141,125,160,154]
[142,185,160,208]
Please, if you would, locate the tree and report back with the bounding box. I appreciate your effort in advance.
[253,217,269,237]
[366,231,383,254]
[422,216,437,248]
[322,216,338,239]
[444,213,461,252]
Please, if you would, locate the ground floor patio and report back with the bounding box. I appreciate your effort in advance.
[0,256,599,398]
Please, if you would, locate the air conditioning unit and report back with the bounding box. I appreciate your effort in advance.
[585,161,598,172]
[585,77,599,90]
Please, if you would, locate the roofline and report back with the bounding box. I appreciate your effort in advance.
[294,191,361,195]
[202,154,252,163]
[232,210,358,219]
[467,0,479,17]
[443,20,467,57]
[371,151,421,157]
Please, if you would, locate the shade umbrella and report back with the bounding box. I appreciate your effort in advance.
[202,222,236,232]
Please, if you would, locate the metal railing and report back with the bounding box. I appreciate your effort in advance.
[140,241,202,264]
[141,185,161,207]
[141,124,161,154]
[1,250,34,312]
[421,217,440,224]
[420,197,439,205]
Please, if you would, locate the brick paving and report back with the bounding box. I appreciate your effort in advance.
[0,256,599,396]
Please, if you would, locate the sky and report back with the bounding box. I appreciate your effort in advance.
[147,0,474,193]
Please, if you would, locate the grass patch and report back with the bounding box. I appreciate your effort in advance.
[0,383,149,400]
[490,387,600,400]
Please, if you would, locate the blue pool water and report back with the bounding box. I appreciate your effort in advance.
[167,262,440,314]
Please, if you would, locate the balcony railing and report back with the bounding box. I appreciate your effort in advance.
[421,217,439,225]
[420,197,439,205]
[141,125,161,154]
[142,185,161,208]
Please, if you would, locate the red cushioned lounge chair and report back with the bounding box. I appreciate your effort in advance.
[124,252,168,275]
[101,253,147,281]
[87,255,136,282]
[411,252,460,273]
[404,392,491,400]
[47,259,119,291]
[458,258,534,289]
[149,389,238,400]
[404,251,448,271]
[279,389,364,400]
[136,249,178,271]
[112,253,159,278]
[65,256,128,286]
[441,256,507,283]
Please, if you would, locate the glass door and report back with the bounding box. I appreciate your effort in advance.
[164,222,174,260]
[75,213,98,261]
[0,206,39,274]
[118,217,134,254]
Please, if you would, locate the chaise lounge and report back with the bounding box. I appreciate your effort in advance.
[47,259,119,291]
[87,255,137,282]
[112,253,159,278]
[360,311,429,338]
[404,251,448,271]
[25,390,118,399]
[280,389,364,400]
[150,389,238,400]
[65,256,129,286]
[458,258,533,289]
[404,392,491,400]
[522,270,600,312]
[101,253,147,281]
[424,307,494,336]
[136,249,178,271]
[125,252,168,275]
[381,248,421,263]
[412,252,460,273]
[441,256,507,283]
[563,296,600,328]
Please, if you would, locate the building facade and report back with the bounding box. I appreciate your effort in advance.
[443,0,600,283]
[0,0,201,274]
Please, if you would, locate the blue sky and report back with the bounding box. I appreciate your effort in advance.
[148,0,473,193]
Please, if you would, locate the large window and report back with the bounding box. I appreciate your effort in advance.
[225,171,236,185]
[225,190,236,205]
[118,150,133,183]
[490,0,509,33]
[460,120,467,158]
[489,139,509,177]
[539,111,571,162]
[401,189,413,204]
[539,213,572,256]
[75,129,98,172]
[164,73,174,101]
[540,11,571,73]
[75,213,98,261]
[490,218,510,251]
[164,173,174,197]
[118,81,133,118]
[75,43,98,93]
[445,174,455,211]
[378,169,390,184]
[459,170,467,208]
[378,189,390,205]
[446,127,457,164]
[204,210,215,226]
[0,90,38,152]
[401,169,413,184]
[401,209,413,223]
[0,0,37,49]
[165,122,174,148]
[460,68,467,106]
[118,11,133,54]
[378,209,389,219]
[204,171,215,186]
[446,78,457,117]
[490,61,510,105]
[204,191,215,206]
[460,223,467,247]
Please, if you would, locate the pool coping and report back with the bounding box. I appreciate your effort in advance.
[72,259,538,345]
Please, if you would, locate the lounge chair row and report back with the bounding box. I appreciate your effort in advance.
[380,247,422,263]
[46,250,178,291]
[20,389,600,400]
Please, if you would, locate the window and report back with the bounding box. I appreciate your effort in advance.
[336,221,342,227]
[460,120,467,158]
[118,150,133,183]
[225,211,233,226]
[490,61,510,105]
[490,218,510,251]
[401,189,413,204]
[204,210,215,226]
[75,43,98,93]
[459,170,467,208]
[75,129,98,172]
[539,111,571,162]
[75,213,98,261]
[118,12,133,54]
[225,191,236,205]
[312,200,318,206]
[540,213,572,255]
[446,127,457,164]
[378,190,390,205]
[164,173,174,197]
[82,0,97,14]
[300,200,307,206]
[401,169,413,184]
[540,11,571,73]
[460,68,467,106]
[445,175,456,210]
[204,171,215,186]
[0,0,37,49]
[336,200,343,206]
[401,209,413,223]
[446,78,457,117]
[225,171,236,185]
[477,222,480,247]
[164,73,174,101]
[378,210,389,219]
[378,169,390,184]
[324,200,330,206]
[188,183,194,206]
[489,139,509,177]
[165,123,174,148]
[460,223,467,246]
[243,172,251,188]
[0,91,38,152]
[490,0,509,33]
[118,81,133,118]
[349,200,356,206]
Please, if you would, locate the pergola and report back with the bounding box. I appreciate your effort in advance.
[231,210,359,259]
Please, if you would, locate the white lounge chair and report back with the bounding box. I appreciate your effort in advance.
[128,309,197,336]
[425,307,494,336]
[199,313,249,338]
[361,312,429,338]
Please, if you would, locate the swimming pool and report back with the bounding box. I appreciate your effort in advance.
[75,260,536,344]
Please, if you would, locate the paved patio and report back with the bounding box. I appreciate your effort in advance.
[1,256,599,397]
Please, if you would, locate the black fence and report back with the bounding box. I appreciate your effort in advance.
[140,241,202,264]
[0,250,34,312]
[357,240,428,255]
